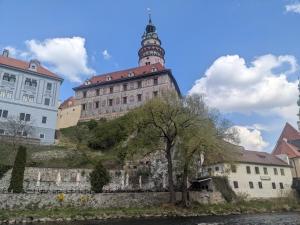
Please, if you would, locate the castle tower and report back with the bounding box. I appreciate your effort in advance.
[297,79,300,131]
[138,13,165,67]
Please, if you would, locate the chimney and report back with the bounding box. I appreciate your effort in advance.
[2,49,9,57]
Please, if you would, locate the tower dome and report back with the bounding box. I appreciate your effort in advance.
[138,14,165,67]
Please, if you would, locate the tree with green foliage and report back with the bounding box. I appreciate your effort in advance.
[8,145,27,193]
[177,94,239,206]
[90,161,110,193]
[127,91,198,204]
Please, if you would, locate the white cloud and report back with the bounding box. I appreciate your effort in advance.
[102,49,111,60]
[189,54,299,121]
[286,2,300,14]
[26,37,95,83]
[232,125,269,151]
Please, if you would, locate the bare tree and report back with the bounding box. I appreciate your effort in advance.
[0,116,35,151]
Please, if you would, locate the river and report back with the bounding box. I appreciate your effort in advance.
[25,212,300,225]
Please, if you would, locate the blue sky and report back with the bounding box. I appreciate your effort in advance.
[1,0,300,152]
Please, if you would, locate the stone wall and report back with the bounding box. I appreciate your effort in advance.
[0,191,223,210]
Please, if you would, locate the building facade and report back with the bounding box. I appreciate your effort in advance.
[57,97,81,129]
[203,150,293,199]
[0,49,63,144]
[73,17,180,121]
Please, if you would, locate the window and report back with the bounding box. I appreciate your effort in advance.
[109,99,113,106]
[83,91,87,98]
[233,181,239,189]
[153,77,158,85]
[6,91,12,99]
[42,116,47,124]
[25,114,31,122]
[153,91,158,97]
[46,83,52,91]
[215,166,219,171]
[137,94,142,102]
[22,131,27,137]
[137,81,142,89]
[25,78,31,86]
[40,134,45,139]
[272,182,276,189]
[123,84,128,91]
[95,101,99,109]
[82,104,86,111]
[231,165,237,173]
[96,89,100,96]
[2,73,9,81]
[258,182,263,189]
[279,182,284,189]
[109,86,113,94]
[20,113,25,121]
[44,98,50,106]
[246,166,251,174]
[145,62,150,65]
[255,166,260,174]
[280,168,285,176]
[263,167,268,175]
[2,73,15,83]
[123,96,127,104]
[29,95,34,102]
[106,76,111,81]
[31,79,37,87]
[274,168,278,175]
[0,129,4,135]
[249,181,254,189]
[2,110,8,118]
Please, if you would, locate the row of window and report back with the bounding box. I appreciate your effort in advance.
[233,181,285,190]
[0,129,46,139]
[19,113,47,124]
[2,74,53,91]
[0,90,13,99]
[228,165,286,176]
[83,78,159,98]
[82,92,158,111]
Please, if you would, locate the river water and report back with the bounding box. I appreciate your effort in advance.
[27,212,300,225]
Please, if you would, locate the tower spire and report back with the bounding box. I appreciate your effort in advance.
[138,12,165,67]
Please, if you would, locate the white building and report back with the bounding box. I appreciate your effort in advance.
[203,150,293,199]
[0,49,63,144]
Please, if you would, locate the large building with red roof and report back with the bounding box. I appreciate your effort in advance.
[73,17,180,121]
[272,123,300,178]
[0,49,63,144]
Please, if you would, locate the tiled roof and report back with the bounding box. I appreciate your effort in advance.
[237,150,290,167]
[59,96,76,109]
[74,63,167,90]
[0,55,62,80]
[272,123,300,158]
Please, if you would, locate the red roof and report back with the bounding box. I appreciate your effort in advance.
[238,150,290,167]
[0,55,62,80]
[59,96,76,109]
[74,63,166,89]
[272,123,300,158]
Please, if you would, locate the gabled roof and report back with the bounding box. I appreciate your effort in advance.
[73,63,181,94]
[272,123,300,158]
[0,55,62,81]
[237,150,290,167]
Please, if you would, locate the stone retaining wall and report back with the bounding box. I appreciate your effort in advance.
[0,191,223,210]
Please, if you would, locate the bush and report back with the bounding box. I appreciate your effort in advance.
[90,161,110,193]
[86,119,98,130]
[8,145,27,193]
[213,176,236,202]
[0,165,12,179]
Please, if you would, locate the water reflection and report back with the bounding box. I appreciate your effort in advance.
[27,213,300,225]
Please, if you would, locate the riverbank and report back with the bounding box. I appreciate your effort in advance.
[0,199,299,224]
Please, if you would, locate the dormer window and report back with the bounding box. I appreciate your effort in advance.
[106,76,112,81]
[28,59,40,72]
[151,67,157,72]
[128,72,135,77]
[84,80,91,85]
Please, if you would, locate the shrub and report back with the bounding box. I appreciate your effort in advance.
[90,161,110,193]
[213,176,236,202]
[8,145,27,193]
[86,119,98,130]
